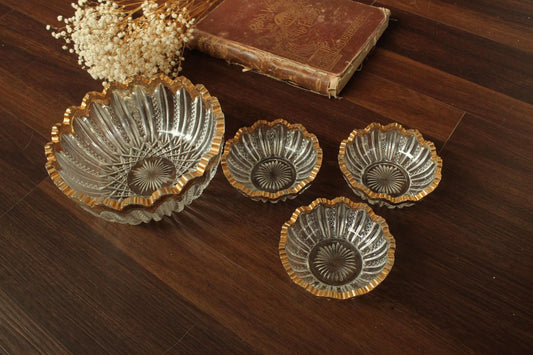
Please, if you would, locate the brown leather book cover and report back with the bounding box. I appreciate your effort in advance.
[191,0,390,97]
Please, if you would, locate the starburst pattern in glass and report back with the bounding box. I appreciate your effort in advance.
[309,239,362,286]
[127,157,177,196]
[251,158,296,192]
[362,162,409,196]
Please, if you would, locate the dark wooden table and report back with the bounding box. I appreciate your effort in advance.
[1,1,532,353]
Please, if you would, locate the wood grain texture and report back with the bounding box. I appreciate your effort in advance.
[363,48,533,127]
[375,2,533,104]
[0,1,532,353]
[0,108,47,217]
[0,4,11,18]
[0,0,72,24]
[1,185,252,353]
[0,288,70,354]
[375,0,533,52]
[0,9,98,137]
[341,69,464,144]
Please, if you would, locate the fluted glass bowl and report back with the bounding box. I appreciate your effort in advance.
[338,122,442,208]
[45,75,224,224]
[279,197,395,299]
[222,119,322,202]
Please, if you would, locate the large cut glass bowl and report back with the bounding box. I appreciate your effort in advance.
[45,75,224,224]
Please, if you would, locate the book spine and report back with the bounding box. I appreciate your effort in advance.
[191,31,339,97]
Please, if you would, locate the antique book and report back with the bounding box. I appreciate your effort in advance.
[191,0,390,97]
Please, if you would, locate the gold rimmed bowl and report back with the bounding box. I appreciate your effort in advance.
[45,74,225,224]
[222,119,322,202]
[279,197,395,299]
[338,122,442,208]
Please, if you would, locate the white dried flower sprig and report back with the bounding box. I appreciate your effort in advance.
[47,0,214,85]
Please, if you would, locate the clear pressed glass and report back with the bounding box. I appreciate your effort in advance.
[222,119,322,202]
[45,75,224,224]
[279,197,395,299]
[339,122,442,208]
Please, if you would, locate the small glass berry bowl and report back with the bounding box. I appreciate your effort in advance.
[45,74,224,224]
[279,197,395,299]
[221,119,322,202]
[338,122,443,208]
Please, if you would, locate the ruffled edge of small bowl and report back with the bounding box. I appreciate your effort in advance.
[338,122,443,207]
[44,74,225,211]
[221,118,322,202]
[279,196,396,299]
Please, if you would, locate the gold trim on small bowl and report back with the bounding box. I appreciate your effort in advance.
[222,119,322,203]
[279,197,396,299]
[338,122,442,208]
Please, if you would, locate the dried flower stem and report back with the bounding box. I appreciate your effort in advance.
[48,0,217,85]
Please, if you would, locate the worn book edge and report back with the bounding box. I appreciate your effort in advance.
[191,7,390,97]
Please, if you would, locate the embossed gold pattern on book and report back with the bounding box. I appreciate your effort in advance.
[248,0,368,71]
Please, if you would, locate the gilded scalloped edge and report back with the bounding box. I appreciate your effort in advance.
[279,197,396,300]
[338,122,443,206]
[44,74,225,211]
[221,118,323,202]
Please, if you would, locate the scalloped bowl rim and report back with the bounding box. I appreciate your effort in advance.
[279,196,396,299]
[221,118,322,202]
[44,74,225,211]
[338,122,443,205]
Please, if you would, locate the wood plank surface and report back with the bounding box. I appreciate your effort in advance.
[375,2,533,104]
[0,108,47,217]
[341,70,464,144]
[0,0,531,353]
[0,288,70,354]
[363,48,533,126]
[375,0,533,52]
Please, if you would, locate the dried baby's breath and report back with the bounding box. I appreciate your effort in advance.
[48,0,215,84]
